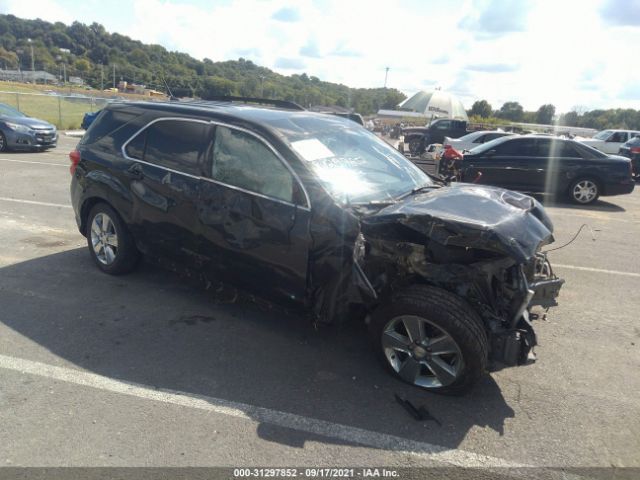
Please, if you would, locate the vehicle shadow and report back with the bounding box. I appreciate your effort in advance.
[531,194,626,212]
[0,248,515,453]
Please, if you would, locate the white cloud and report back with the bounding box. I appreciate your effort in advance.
[1,0,638,112]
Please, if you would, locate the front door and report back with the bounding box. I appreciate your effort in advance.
[198,124,311,305]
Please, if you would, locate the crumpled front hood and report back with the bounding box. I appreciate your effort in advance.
[362,183,554,263]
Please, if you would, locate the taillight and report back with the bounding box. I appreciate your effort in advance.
[69,149,80,175]
[630,147,640,154]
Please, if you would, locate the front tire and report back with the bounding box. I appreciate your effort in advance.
[369,285,488,395]
[569,177,600,204]
[0,132,7,152]
[86,203,140,275]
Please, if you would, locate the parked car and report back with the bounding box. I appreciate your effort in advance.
[461,135,635,204]
[81,110,102,130]
[618,136,640,179]
[0,102,57,152]
[577,129,640,154]
[443,130,514,152]
[402,118,468,155]
[70,98,564,394]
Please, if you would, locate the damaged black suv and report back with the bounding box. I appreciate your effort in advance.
[70,98,564,394]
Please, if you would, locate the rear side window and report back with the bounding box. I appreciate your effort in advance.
[211,126,294,203]
[81,109,140,145]
[537,139,580,157]
[125,119,210,176]
[495,138,537,156]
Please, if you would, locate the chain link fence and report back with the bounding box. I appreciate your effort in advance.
[0,91,114,129]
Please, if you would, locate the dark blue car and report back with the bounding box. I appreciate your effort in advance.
[0,103,57,152]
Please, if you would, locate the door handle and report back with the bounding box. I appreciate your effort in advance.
[125,163,144,180]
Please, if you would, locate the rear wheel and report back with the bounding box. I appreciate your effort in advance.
[569,177,600,204]
[0,132,7,152]
[369,285,488,395]
[86,203,140,275]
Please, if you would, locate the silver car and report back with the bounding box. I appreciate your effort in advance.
[0,103,57,152]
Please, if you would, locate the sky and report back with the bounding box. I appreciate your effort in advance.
[1,0,639,113]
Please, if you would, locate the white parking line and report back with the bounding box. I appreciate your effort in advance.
[553,263,640,278]
[0,158,67,167]
[0,353,524,468]
[0,197,72,208]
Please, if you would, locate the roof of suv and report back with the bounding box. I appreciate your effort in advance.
[111,99,361,136]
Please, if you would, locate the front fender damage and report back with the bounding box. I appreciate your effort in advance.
[310,184,564,368]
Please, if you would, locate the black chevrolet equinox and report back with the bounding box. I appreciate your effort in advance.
[70,97,564,394]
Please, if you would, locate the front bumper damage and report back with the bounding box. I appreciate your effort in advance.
[492,254,564,367]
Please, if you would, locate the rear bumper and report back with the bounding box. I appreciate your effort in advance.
[603,180,635,196]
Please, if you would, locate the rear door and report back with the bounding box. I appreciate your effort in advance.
[525,139,582,193]
[122,118,211,263]
[198,124,311,305]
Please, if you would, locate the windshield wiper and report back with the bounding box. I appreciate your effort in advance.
[396,184,441,201]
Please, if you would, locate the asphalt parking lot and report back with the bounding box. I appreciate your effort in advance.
[0,135,639,471]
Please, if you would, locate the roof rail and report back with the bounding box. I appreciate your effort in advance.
[195,96,306,111]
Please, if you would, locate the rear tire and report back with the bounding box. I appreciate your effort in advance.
[369,285,488,395]
[86,203,140,275]
[0,132,7,152]
[569,177,600,204]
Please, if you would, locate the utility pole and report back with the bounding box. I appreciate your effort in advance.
[112,64,116,89]
[259,75,265,97]
[384,66,390,88]
[28,39,35,83]
[100,63,104,91]
[62,62,66,84]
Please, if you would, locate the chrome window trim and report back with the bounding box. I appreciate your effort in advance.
[121,116,311,210]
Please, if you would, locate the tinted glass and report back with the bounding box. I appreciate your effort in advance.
[434,120,451,130]
[472,134,486,143]
[82,109,140,145]
[484,132,508,141]
[125,120,209,175]
[609,132,627,143]
[624,136,640,147]
[144,120,209,175]
[125,129,146,160]
[212,126,294,203]
[593,130,612,140]
[494,138,537,156]
[537,139,580,157]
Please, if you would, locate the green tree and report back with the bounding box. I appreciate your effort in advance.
[498,101,524,121]
[74,58,90,72]
[197,76,237,98]
[469,100,492,118]
[535,104,556,124]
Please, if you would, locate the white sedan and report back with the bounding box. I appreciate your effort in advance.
[577,129,640,154]
[443,130,514,152]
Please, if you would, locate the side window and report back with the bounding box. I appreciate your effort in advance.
[125,129,146,160]
[608,132,626,143]
[125,119,210,176]
[484,133,504,142]
[435,120,451,130]
[494,139,537,156]
[473,134,486,143]
[211,126,294,203]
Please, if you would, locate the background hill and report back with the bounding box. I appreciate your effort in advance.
[0,14,406,115]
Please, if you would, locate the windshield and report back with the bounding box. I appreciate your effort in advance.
[0,103,25,118]
[272,115,431,204]
[593,130,613,140]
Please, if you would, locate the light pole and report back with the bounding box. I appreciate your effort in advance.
[259,74,265,97]
[28,39,35,83]
[100,63,104,91]
[384,67,390,88]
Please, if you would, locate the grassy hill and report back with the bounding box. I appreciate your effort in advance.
[0,14,406,115]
